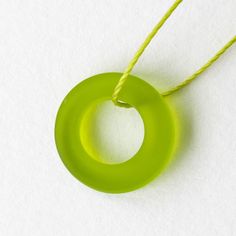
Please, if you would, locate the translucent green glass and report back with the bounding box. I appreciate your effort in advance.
[55,72,177,193]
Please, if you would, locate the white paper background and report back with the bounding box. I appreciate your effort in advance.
[0,0,236,235]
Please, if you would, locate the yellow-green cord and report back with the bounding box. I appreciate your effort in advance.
[112,0,236,107]
[112,0,183,107]
[162,35,236,96]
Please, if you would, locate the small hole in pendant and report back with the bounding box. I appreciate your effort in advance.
[80,101,144,164]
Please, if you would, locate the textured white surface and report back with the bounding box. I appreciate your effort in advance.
[0,0,236,235]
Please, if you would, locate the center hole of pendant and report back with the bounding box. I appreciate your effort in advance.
[80,101,144,164]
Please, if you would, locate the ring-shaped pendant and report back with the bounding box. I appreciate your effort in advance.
[55,72,177,193]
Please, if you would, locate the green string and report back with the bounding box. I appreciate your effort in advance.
[112,0,236,107]
[161,35,236,96]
